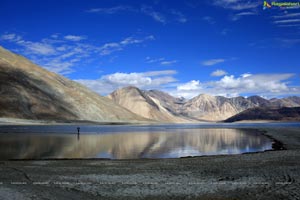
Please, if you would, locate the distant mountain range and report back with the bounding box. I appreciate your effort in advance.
[109,86,300,122]
[1,46,300,123]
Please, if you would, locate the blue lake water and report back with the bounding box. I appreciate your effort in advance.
[0,123,298,160]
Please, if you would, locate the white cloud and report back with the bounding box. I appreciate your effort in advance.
[221,28,230,35]
[105,72,152,85]
[272,12,300,28]
[86,6,133,14]
[51,34,59,39]
[274,19,300,24]
[241,73,252,78]
[1,33,56,55]
[145,35,155,40]
[202,16,215,24]
[142,70,177,76]
[177,80,201,91]
[171,80,203,99]
[120,38,139,45]
[19,41,56,55]
[87,6,186,24]
[273,12,300,19]
[231,11,257,21]
[170,10,187,23]
[99,35,154,56]
[212,74,293,93]
[172,73,299,99]
[145,57,177,65]
[43,61,74,74]
[0,33,20,41]
[202,59,225,66]
[75,70,177,95]
[161,60,177,65]
[277,24,300,27]
[213,0,260,10]
[277,38,300,46]
[64,35,86,41]
[1,33,154,75]
[146,57,165,63]
[99,42,122,55]
[141,6,166,24]
[236,12,257,16]
[211,69,228,76]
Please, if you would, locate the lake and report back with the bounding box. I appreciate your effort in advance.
[1,123,293,160]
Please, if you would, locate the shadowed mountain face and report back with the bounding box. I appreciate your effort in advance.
[224,107,300,122]
[0,46,147,122]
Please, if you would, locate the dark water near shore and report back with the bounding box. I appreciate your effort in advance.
[0,123,287,160]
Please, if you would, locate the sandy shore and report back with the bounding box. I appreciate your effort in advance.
[0,127,300,200]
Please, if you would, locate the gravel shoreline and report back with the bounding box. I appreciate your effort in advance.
[0,127,299,200]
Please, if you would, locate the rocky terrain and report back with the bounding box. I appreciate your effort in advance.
[224,107,300,122]
[0,46,147,123]
[0,127,300,200]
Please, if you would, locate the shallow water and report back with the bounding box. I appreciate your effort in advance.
[0,126,275,159]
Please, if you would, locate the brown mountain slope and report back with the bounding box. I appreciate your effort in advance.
[0,46,147,122]
[224,107,300,122]
[107,86,196,123]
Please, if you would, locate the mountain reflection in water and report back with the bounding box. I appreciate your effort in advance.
[0,129,273,159]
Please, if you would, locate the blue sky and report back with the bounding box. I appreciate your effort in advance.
[0,0,300,98]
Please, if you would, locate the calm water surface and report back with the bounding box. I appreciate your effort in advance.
[0,124,280,160]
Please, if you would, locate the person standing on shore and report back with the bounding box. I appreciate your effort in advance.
[77,127,80,141]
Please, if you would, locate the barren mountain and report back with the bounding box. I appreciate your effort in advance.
[180,94,255,121]
[108,87,195,123]
[179,95,300,121]
[108,85,300,122]
[247,96,271,107]
[145,90,185,115]
[0,46,147,123]
[286,96,300,105]
[269,97,300,107]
